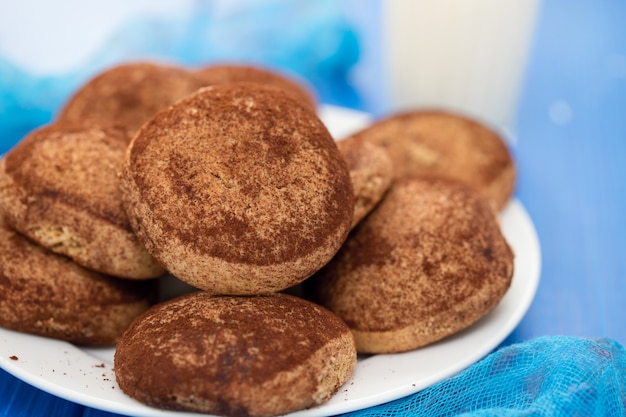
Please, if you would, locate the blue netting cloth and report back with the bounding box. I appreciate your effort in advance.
[343,336,626,417]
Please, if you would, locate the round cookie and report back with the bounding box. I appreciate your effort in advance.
[114,292,356,417]
[308,177,514,354]
[120,83,353,294]
[336,136,393,228]
[350,110,516,211]
[0,122,166,279]
[195,64,317,110]
[57,62,203,135]
[0,218,154,346]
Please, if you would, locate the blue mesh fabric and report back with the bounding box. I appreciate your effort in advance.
[343,336,626,417]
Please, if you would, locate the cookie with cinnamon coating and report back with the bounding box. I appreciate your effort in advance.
[0,218,154,346]
[195,64,317,110]
[114,292,356,417]
[308,177,514,353]
[57,62,204,135]
[350,110,515,210]
[120,83,353,294]
[0,121,166,279]
[337,136,393,228]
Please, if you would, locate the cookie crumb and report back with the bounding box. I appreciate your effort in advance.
[9,355,18,361]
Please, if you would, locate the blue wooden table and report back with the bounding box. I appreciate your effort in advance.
[1,1,625,416]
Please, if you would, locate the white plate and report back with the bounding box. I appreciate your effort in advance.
[0,105,541,417]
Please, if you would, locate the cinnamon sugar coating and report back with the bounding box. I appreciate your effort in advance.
[57,62,204,135]
[114,292,356,417]
[308,177,514,353]
[350,110,516,211]
[336,136,393,228]
[0,121,165,279]
[0,218,154,346]
[121,83,353,294]
[195,64,317,110]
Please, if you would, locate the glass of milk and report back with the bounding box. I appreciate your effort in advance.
[381,0,540,133]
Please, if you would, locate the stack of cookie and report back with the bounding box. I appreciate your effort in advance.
[0,62,356,417]
[309,110,517,354]
[0,61,516,417]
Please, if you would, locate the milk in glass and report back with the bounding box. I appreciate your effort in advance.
[382,0,540,132]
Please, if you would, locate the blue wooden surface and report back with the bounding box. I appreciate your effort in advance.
[508,0,626,343]
[2,1,625,416]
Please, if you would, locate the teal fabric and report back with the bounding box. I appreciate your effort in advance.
[343,336,626,417]
[0,0,361,155]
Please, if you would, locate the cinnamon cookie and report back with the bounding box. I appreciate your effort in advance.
[195,64,317,110]
[57,62,203,135]
[114,292,356,417]
[308,177,514,353]
[351,110,515,210]
[337,136,393,228]
[0,122,166,279]
[120,83,353,294]
[0,218,154,346]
